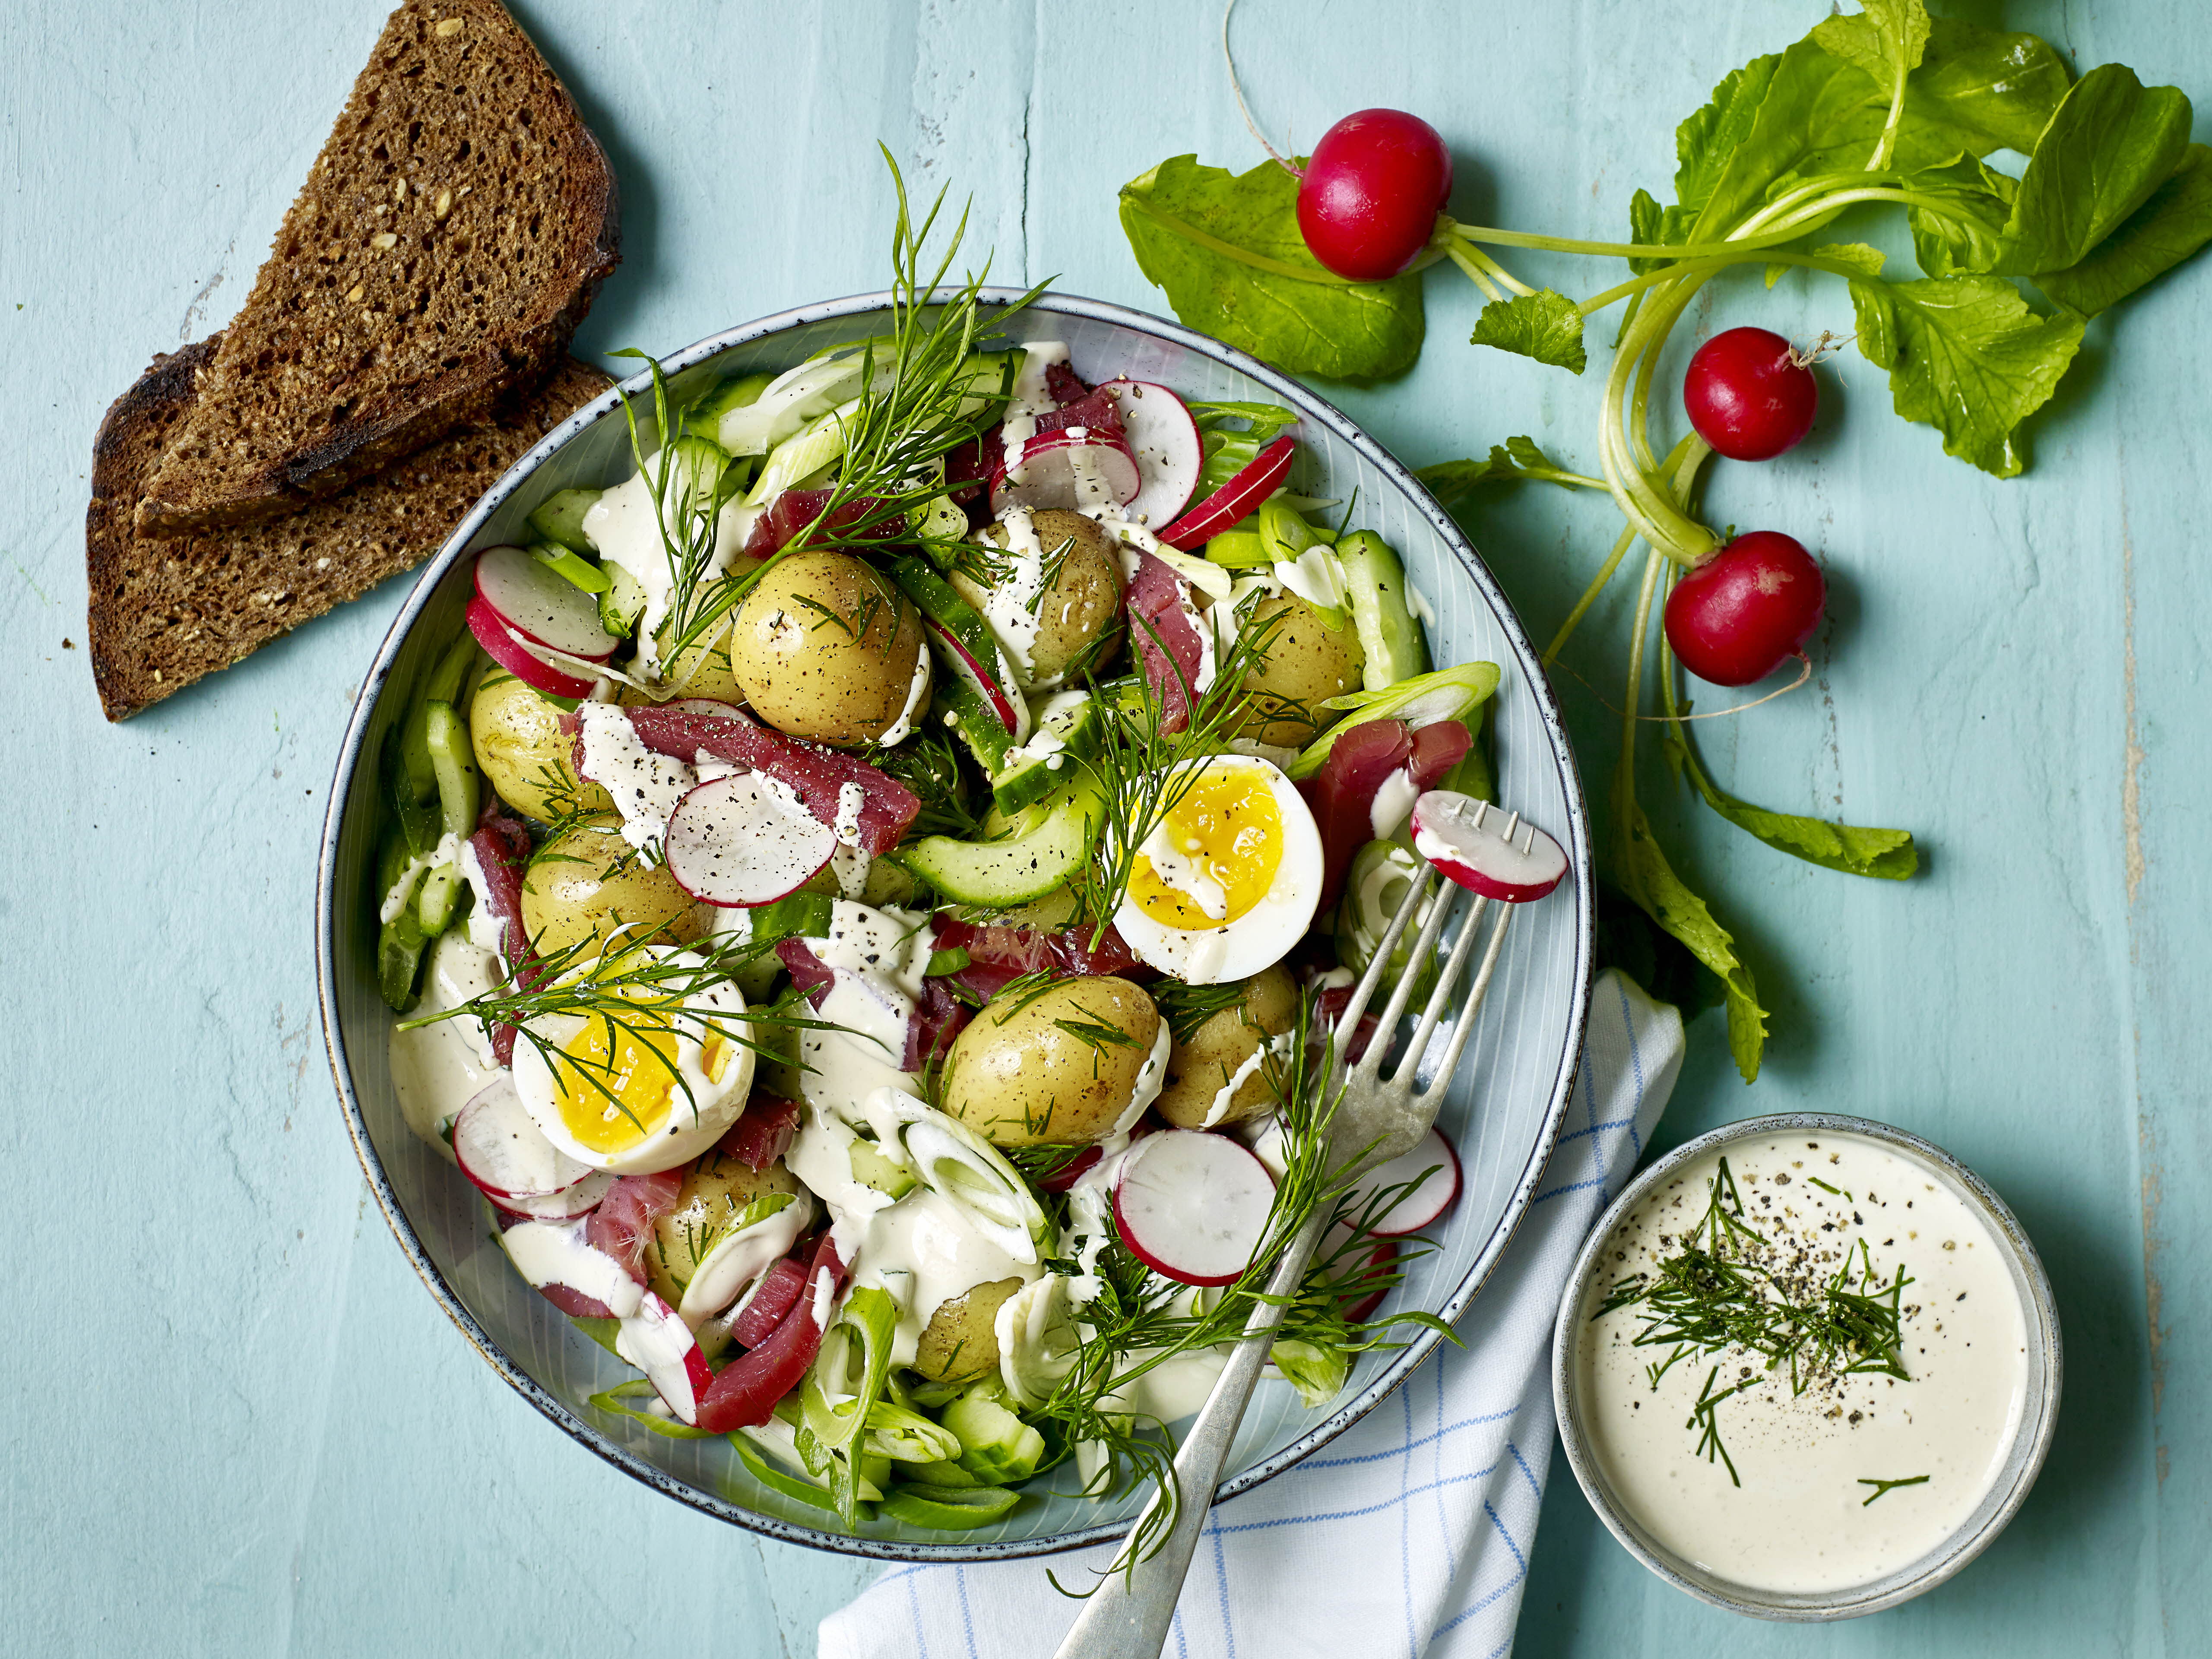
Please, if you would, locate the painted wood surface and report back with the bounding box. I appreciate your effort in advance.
[0,0,2201,1653]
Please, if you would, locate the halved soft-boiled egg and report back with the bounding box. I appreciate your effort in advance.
[1113,754,1323,984]
[511,947,756,1175]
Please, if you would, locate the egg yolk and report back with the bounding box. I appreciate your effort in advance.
[552,1010,680,1153]
[1130,768,1283,931]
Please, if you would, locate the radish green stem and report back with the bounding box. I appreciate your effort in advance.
[1442,218,1813,262]
[1455,242,1537,298]
[1444,242,1505,303]
[1578,250,1879,317]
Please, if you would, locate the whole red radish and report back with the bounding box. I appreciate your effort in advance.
[1683,328,1819,461]
[1665,532,1826,687]
[1296,109,1453,281]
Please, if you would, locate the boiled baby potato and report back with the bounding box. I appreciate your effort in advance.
[941,976,1163,1147]
[1154,966,1299,1130]
[956,510,1124,689]
[520,812,704,959]
[727,549,930,746]
[1235,592,1366,748]
[912,1276,1026,1384]
[470,669,611,822]
[645,1148,801,1307]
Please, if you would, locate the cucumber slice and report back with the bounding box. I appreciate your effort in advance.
[599,563,646,638]
[685,370,772,443]
[889,555,1027,745]
[423,702,480,839]
[526,487,604,553]
[746,885,837,947]
[529,540,611,595]
[989,690,1101,819]
[877,1483,1020,1530]
[415,858,464,935]
[1336,530,1431,692]
[941,1389,1046,1484]
[900,777,1104,909]
[849,1140,918,1200]
[1205,527,1271,568]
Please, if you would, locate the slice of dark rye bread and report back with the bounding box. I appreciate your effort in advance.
[132,0,618,539]
[87,337,612,722]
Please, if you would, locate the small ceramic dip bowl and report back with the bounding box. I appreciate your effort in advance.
[1551,1113,2060,1620]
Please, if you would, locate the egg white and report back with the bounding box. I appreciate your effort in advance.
[1112,754,1323,985]
[510,947,756,1175]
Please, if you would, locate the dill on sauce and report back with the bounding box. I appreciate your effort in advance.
[1593,1159,1914,1487]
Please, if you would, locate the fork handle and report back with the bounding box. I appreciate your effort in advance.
[1051,1205,1332,1659]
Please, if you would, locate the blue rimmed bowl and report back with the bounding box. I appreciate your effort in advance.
[316,289,1594,1559]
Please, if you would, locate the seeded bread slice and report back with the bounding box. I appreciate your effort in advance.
[132,0,618,539]
[88,337,612,721]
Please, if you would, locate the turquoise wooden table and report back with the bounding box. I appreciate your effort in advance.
[3,0,2201,1651]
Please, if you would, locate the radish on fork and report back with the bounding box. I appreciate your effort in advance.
[1052,795,1570,1659]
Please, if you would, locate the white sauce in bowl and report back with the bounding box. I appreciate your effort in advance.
[1572,1131,2029,1595]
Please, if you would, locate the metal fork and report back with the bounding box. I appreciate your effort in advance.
[1052,833,1533,1659]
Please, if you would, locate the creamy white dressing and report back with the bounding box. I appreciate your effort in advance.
[575,702,694,855]
[1575,1133,2030,1595]
[875,647,934,747]
[997,343,1070,483]
[850,1187,1042,1368]
[1369,766,1420,842]
[379,830,465,924]
[1272,545,1348,614]
[827,780,872,899]
[388,931,504,1156]
[797,903,935,1118]
[498,1216,644,1319]
[454,839,505,953]
[1199,1032,1293,1130]
[677,1191,815,1326]
[977,507,1050,683]
[581,467,748,680]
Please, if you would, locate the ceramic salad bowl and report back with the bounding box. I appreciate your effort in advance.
[315,289,1594,1559]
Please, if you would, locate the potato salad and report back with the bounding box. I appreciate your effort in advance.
[376,272,1501,1533]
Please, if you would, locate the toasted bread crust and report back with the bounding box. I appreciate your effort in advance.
[133,0,618,538]
[88,340,612,721]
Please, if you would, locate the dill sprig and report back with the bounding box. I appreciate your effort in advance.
[1151,978,1247,1045]
[1593,1159,1915,1485]
[655,155,1049,665]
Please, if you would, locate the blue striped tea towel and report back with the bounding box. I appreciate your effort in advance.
[819,969,1683,1659]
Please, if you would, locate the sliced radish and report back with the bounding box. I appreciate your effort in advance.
[990,430,1141,515]
[615,1291,715,1425]
[921,612,1024,738]
[1156,435,1298,548]
[1347,1126,1462,1237]
[453,1076,593,1200]
[489,1169,616,1222]
[1112,1130,1277,1288]
[498,1216,643,1319]
[662,772,837,906]
[1410,792,1569,903]
[466,596,598,698]
[1100,380,1202,528]
[473,545,617,661]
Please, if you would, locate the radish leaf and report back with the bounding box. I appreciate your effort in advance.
[2035,144,2212,316]
[1664,725,1917,880]
[1616,794,1767,1083]
[1891,19,2073,159]
[1848,274,2085,477]
[1119,155,1424,380]
[1996,65,2193,277]
[1469,290,1587,373]
[1417,438,1588,506]
[1902,155,2016,277]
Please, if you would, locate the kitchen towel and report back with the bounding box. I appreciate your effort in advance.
[819,968,1683,1659]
